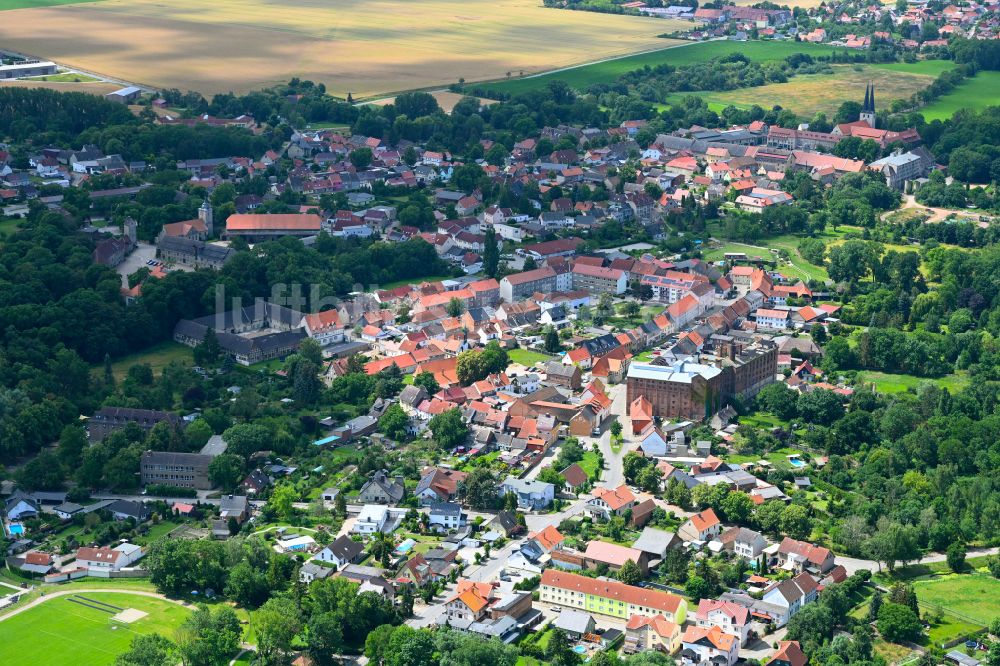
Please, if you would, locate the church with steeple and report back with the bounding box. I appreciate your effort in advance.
[860,81,876,126]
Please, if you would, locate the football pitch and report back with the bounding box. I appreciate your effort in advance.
[0,592,190,666]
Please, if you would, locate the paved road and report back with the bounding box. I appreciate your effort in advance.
[837,546,1000,576]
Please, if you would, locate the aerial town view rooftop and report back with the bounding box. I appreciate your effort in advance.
[1,0,1000,665]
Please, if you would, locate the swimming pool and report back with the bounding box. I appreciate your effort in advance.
[789,458,806,468]
[573,646,586,654]
[7,523,24,536]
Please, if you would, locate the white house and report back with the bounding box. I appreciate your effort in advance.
[678,508,722,543]
[760,572,819,627]
[75,543,143,572]
[353,504,390,534]
[754,308,790,330]
[302,310,347,346]
[639,428,668,457]
[315,535,365,569]
[499,477,554,510]
[681,625,740,666]
[428,502,465,530]
[732,527,767,560]
[694,600,752,647]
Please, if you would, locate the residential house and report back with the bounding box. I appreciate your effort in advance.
[358,470,406,505]
[624,614,682,655]
[415,467,467,506]
[107,500,150,522]
[316,535,365,569]
[219,495,250,524]
[560,463,589,494]
[300,561,335,584]
[585,541,648,575]
[731,527,767,560]
[678,508,722,542]
[760,572,819,626]
[767,641,808,666]
[694,600,751,646]
[680,625,739,666]
[428,502,465,531]
[772,537,835,574]
[587,485,636,520]
[632,527,679,564]
[445,580,497,623]
[75,543,143,572]
[353,504,390,534]
[553,610,596,640]
[499,477,554,510]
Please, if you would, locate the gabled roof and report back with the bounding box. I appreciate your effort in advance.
[687,508,721,533]
[541,569,684,615]
[682,624,737,651]
[769,641,807,666]
[591,485,636,511]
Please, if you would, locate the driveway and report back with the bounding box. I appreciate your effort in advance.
[837,546,1000,576]
[115,242,157,286]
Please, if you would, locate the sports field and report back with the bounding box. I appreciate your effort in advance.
[479,40,848,96]
[0,591,190,666]
[919,70,1000,121]
[666,62,947,117]
[0,0,688,97]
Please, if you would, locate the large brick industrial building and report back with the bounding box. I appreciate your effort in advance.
[626,340,777,421]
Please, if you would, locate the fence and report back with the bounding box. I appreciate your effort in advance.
[920,600,988,649]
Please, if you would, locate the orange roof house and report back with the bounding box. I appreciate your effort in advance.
[630,395,653,435]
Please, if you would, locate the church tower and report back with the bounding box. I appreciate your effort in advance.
[199,200,214,238]
[124,217,138,248]
[860,82,876,126]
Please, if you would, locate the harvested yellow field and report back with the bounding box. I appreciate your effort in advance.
[0,0,688,97]
[0,79,120,95]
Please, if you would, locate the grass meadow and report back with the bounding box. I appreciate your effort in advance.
[0,592,191,666]
[0,0,688,96]
[667,62,946,118]
[480,40,848,96]
[919,70,1000,121]
[99,340,192,381]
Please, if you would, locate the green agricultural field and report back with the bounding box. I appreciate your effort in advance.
[0,591,191,666]
[670,62,945,118]
[102,340,192,381]
[919,70,1000,121]
[856,370,970,394]
[479,41,848,96]
[915,574,1000,626]
[508,348,556,366]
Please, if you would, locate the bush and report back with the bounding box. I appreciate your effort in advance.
[144,484,197,498]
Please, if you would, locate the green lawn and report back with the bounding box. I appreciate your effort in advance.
[508,348,555,367]
[102,341,192,381]
[914,574,1000,626]
[871,60,957,77]
[27,72,102,82]
[1,591,191,666]
[576,450,602,479]
[0,218,22,237]
[478,41,848,95]
[919,70,1000,121]
[856,370,970,394]
[703,225,863,283]
[725,446,804,470]
[134,520,182,545]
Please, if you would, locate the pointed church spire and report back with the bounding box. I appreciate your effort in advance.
[868,81,875,113]
[862,82,870,112]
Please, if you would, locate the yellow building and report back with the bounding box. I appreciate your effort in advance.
[539,569,688,623]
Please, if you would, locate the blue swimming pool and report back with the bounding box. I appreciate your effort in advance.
[789,458,806,468]
[7,523,24,536]
[573,646,586,654]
